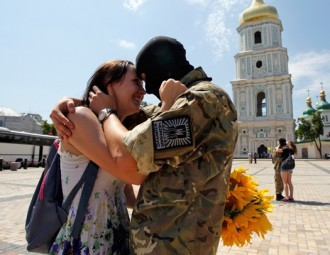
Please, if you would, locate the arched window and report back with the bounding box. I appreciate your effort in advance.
[256,92,267,116]
[254,31,262,44]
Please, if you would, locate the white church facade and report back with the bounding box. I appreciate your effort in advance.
[231,0,295,158]
[297,89,330,158]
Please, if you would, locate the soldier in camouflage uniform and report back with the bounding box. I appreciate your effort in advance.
[51,36,238,255]
[123,37,237,255]
[273,143,284,201]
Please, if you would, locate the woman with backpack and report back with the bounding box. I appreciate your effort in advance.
[48,60,146,255]
[276,138,296,202]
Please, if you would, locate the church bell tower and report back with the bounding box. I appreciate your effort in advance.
[231,0,295,158]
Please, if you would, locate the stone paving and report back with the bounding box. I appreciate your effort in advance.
[0,159,329,255]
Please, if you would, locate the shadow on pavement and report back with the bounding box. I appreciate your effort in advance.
[278,200,330,206]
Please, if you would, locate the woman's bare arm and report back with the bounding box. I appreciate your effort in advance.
[66,107,146,184]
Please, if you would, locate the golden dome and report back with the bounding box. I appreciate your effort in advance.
[303,97,316,116]
[239,0,279,25]
[317,90,330,110]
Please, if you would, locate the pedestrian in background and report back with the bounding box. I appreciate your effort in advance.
[254,152,257,164]
[248,152,253,164]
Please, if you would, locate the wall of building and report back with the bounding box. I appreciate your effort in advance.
[0,108,43,134]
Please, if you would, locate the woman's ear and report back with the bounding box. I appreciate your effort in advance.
[106,83,118,109]
[106,83,112,94]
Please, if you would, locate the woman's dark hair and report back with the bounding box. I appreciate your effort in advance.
[81,60,134,108]
[278,138,286,148]
[287,140,297,154]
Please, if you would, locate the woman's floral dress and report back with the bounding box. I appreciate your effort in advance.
[49,150,130,255]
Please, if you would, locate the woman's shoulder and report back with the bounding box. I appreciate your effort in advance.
[68,106,96,123]
[74,106,94,115]
[283,146,294,154]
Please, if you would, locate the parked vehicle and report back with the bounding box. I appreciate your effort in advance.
[325,153,330,159]
[1,160,11,169]
[15,158,23,169]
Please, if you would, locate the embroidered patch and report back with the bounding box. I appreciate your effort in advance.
[152,116,193,151]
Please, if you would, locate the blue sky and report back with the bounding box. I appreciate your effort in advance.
[1,0,330,122]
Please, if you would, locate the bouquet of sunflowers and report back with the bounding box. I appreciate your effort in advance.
[221,166,273,247]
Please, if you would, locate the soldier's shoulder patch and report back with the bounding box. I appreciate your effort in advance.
[152,115,193,151]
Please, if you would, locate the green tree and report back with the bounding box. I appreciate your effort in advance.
[296,111,324,158]
[41,121,57,136]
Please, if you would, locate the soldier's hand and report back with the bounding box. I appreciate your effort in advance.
[159,79,187,111]
[50,97,76,139]
[89,86,117,114]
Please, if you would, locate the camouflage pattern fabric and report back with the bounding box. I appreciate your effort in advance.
[273,148,283,194]
[124,67,238,255]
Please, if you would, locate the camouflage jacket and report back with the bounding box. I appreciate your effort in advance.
[124,67,238,255]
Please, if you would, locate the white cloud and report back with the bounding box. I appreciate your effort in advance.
[117,39,136,49]
[185,0,210,7]
[205,0,249,59]
[205,7,231,59]
[123,0,146,12]
[289,50,330,97]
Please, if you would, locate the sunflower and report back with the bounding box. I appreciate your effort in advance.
[221,166,273,247]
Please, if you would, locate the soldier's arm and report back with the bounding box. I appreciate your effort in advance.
[123,87,237,174]
[50,97,82,139]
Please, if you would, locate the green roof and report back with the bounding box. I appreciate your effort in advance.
[303,106,316,116]
[316,99,330,111]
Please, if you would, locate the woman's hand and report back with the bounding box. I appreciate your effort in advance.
[50,97,79,139]
[159,79,187,111]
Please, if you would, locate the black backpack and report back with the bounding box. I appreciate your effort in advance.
[25,139,98,253]
[281,148,295,170]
